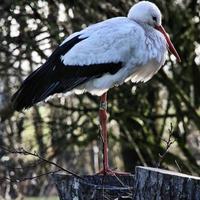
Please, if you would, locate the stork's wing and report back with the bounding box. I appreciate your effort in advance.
[12,17,143,111]
[61,17,142,66]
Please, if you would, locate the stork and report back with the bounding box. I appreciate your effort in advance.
[12,1,181,175]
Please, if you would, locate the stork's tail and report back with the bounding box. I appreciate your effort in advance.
[12,62,89,111]
[11,64,55,111]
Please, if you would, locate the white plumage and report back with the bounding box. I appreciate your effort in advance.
[60,4,167,96]
[12,1,180,111]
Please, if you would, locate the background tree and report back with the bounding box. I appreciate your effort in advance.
[0,0,199,198]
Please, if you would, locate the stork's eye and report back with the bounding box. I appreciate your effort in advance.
[152,16,157,21]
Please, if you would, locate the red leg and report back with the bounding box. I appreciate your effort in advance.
[97,92,130,175]
[99,92,109,174]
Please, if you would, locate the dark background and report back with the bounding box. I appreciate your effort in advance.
[0,0,199,198]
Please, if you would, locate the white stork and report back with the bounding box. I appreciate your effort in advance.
[12,1,181,175]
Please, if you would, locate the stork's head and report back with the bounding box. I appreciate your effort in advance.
[128,1,161,27]
[128,1,181,62]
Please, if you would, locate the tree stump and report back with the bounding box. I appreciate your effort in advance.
[53,174,134,200]
[134,166,200,200]
[52,166,200,200]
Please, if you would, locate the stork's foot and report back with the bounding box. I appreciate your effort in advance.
[96,167,130,176]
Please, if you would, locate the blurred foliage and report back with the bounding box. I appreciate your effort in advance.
[0,0,200,198]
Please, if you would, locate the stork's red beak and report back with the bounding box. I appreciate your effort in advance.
[155,25,181,62]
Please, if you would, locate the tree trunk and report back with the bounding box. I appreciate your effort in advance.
[52,166,200,200]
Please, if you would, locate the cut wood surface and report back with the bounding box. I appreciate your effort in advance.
[52,166,200,200]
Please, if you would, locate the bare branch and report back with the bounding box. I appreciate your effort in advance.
[175,160,182,172]
[0,170,61,183]
[157,123,176,167]
[0,145,84,180]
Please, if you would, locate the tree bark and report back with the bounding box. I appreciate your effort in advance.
[53,174,134,200]
[134,166,200,200]
[53,166,200,200]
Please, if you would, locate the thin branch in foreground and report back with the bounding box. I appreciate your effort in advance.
[0,170,61,183]
[0,145,84,180]
[157,123,175,168]
[175,160,182,172]
[4,159,45,170]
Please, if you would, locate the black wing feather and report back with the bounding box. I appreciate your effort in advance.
[11,35,123,111]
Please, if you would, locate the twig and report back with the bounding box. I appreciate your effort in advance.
[0,169,61,183]
[4,159,45,170]
[175,160,182,172]
[0,145,84,180]
[157,123,175,167]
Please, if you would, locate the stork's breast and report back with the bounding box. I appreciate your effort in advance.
[130,59,162,83]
